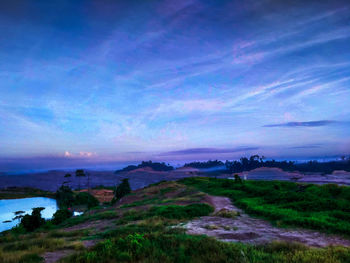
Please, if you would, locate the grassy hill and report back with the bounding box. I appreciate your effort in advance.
[0,179,350,263]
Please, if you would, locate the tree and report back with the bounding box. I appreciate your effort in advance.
[12,210,25,224]
[234,174,243,184]
[114,178,131,200]
[64,173,72,178]
[75,169,86,190]
[56,184,75,208]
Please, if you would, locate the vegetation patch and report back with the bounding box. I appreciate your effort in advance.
[215,208,240,218]
[0,233,84,263]
[204,224,220,230]
[118,181,207,209]
[62,224,350,263]
[149,204,214,219]
[181,177,350,236]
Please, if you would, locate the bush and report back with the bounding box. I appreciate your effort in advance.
[234,174,243,184]
[215,209,239,218]
[52,209,73,225]
[20,207,45,232]
[74,192,99,208]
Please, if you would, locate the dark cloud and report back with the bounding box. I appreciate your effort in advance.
[162,147,259,156]
[263,120,340,127]
[289,144,322,149]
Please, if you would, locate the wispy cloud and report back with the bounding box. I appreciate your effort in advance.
[161,147,259,156]
[289,145,322,149]
[263,120,340,128]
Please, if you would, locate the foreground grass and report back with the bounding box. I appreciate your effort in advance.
[60,180,350,263]
[0,231,84,263]
[62,216,350,263]
[181,177,350,236]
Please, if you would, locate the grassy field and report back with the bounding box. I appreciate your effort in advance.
[0,180,350,262]
[181,177,350,236]
[64,217,350,263]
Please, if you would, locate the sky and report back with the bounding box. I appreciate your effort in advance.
[0,0,350,171]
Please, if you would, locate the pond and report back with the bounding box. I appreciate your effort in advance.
[0,197,57,232]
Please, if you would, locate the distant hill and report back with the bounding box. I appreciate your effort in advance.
[115,161,174,173]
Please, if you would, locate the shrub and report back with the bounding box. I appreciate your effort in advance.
[20,207,45,232]
[215,209,239,218]
[222,179,234,188]
[234,174,243,184]
[150,204,214,219]
[52,209,73,225]
[74,192,99,208]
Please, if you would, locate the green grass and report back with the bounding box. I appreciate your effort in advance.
[60,210,119,227]
[61,219,350,263]
[0,232,84,263]
[59,189,350,262]
[149,204,214,219]
[181,177,350,236]
[119,182,206,209]
[115,203,213,227]
[120,197,159,208]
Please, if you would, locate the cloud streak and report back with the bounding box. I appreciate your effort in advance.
[161,147,259,156]
[263,120,341,128]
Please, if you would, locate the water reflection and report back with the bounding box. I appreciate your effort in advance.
[0,197,57,232]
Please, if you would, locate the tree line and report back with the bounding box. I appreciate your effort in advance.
[115,161,174,173]
[184,155,350,174]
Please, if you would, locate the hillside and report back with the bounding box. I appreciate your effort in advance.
[1,179,350,262]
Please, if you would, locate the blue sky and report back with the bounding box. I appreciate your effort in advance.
[0,0,349,171]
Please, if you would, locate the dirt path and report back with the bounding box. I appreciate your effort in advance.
[43,250,75,263]
[42,239,98,263]
[42,222,105,263]
[184,196,350,247]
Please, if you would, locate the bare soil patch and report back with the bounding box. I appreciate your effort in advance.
[80,189,114,203]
